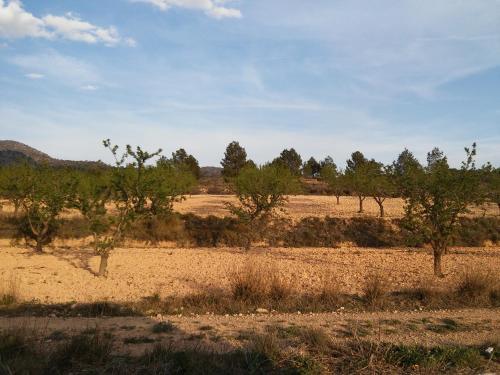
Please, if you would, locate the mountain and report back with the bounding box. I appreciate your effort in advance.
[0,140,105,169]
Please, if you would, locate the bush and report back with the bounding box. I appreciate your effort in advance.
[362,273,389,309]
[229,264,269,303]
[284,217,344,247]
[320,274,344,306]
[346,218,400,247]
[456,269,498,305]
[183,214,248,247]
[0,274,20,306]
[47,332,113,372]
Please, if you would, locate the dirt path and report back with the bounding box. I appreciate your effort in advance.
[1,308,498,355]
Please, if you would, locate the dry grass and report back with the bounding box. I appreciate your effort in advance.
[0,273,20,306]
[456,268,500,305]
[228,262,294,304]
[320,273,344,305]
[362,273,390,309]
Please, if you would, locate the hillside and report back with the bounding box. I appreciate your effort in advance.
[0,140,105,169]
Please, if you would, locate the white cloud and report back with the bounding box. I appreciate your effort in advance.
[80,84,98,91]
[25,72,44,79]
[10,50,99,87]
[0,0,132,46]
[134,0,242,19]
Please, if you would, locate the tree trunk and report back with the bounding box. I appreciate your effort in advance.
[433,248,444,277]
[336,195,340,205]
[98,254,109,277]
[374,198,384,217]
[358,196,364,213]
[35,239,43,253]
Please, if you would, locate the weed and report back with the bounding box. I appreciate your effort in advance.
[152,321,174,334]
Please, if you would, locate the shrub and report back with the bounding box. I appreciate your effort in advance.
[362,273,389,309]
[152,321,175,334]
[346,218,399,247]
[47,332,113,371]
[268,272,294,302]
[284,217,344,247]
[456,269,498,304]
[319,273,343,306]
[229,264,269,303]
[0,274,20,306]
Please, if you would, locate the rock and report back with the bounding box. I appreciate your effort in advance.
[256,308,269,314]
[156,313,163,320]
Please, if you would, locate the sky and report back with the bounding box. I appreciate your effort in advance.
[0,0,499,167]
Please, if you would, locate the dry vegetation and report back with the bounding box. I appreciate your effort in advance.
[0,194,498,373]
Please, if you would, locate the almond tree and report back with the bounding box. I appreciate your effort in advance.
[74,140,194,277]
[227,163,301,248]
[320,159,345,205]
[345,151,373,213]
[367,165,396,218]
[401,144,484,277]
[17,165,75,252]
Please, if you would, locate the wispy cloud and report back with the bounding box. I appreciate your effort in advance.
[0,0,134,46]
[25,72,44,79]
[10,50,99,87]
[133,0,242,19]
[80,84,98,91]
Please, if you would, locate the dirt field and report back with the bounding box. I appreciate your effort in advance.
[2,195,497,220]
[174,195,498,219]
[1,246,498,304]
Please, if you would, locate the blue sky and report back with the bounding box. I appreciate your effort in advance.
[1,0,499,167]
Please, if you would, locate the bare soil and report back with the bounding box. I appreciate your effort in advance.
[1,246,499,304]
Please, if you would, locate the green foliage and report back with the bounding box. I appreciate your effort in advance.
[220,141,248,179]
[0,163,34,214]
[71,140,194,276]
[272,148,303,176]
[302,156,321,177]
[171,148,201,179]
[228,164,301,221]
[15,165,76,252]
[401,144,485,276]
[345,151,382,213]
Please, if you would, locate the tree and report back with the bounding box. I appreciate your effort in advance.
[401,144,484,277]
[303,157,321,178]
[273,148,302,176]
[320,160,345,205]
[228,164,301,249]
[221,141,248,179]
[319,156,337,176]
[0,163,33,215]
[71,169,113,274]
[479,164,500,215]
[345,151,374,213]
[80,140,165,276]
[17,165,75,252]
[148,158,196,216]
[171,148,200,179]
[392,149,423,197]
[366,165,395,218]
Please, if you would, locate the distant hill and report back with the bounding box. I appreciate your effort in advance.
[0,140,105,169]
[200,166,222,178]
